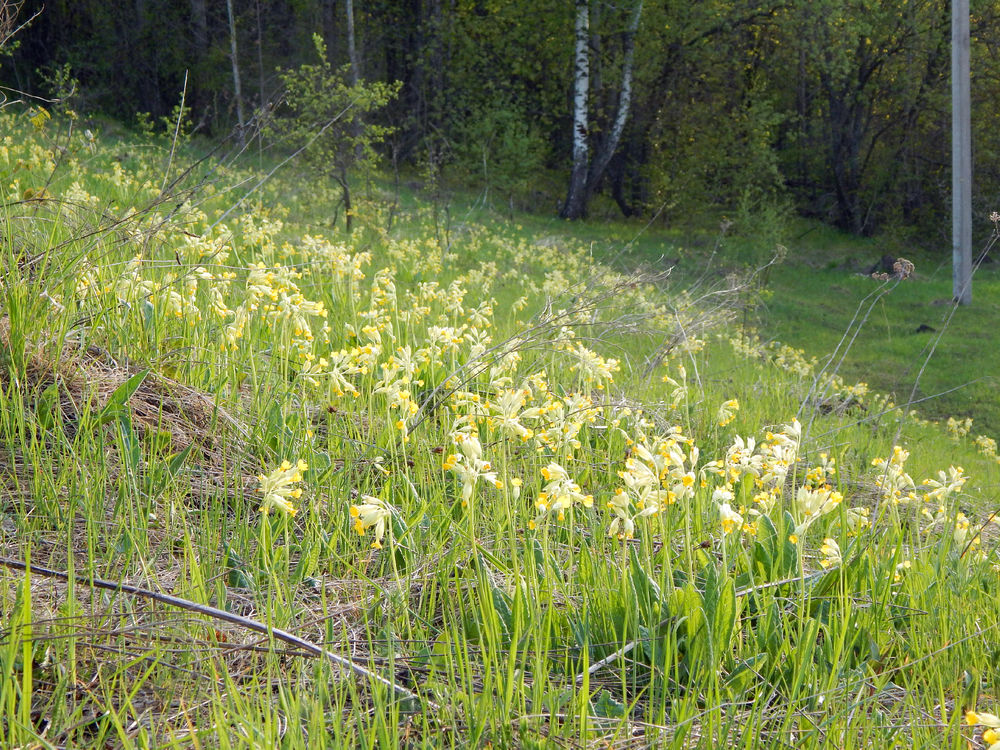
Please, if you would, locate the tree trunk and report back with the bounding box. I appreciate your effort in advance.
[824,79,867,234]
[338,169,353,234]
[345,0,364,160]
[190,0,208,51]
[346,0,360,86]
[321,0,337,55]
[561,0,590,219]
[226,0,246,144]
[586,0,642,198]
[256,0,265,108]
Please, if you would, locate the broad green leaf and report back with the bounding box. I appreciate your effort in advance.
[36,381,60,431]
[711,576,737,664]
[629,546,663,622]
[725,653,768,697]
[98,369,148,426]
[166,443,194,479]
[225,546,254,589]
[670,583,704,646]
[591,689,627,719]
[753,513,779,578]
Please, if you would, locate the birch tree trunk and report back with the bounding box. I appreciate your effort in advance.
[560,0,590,219]
[226,0,246,145]
[586,0,642,195]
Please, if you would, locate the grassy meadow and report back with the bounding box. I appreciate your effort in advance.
[3,110,1000,749]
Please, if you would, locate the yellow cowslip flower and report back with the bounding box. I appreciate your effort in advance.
[946,416,973,441]
[719,502,743,535]
[257,459,308,517]
[488,388,539,441]
[921,466,967,502]
[541,463,569,482]
[606,485,655,540]
[716,399,739,427]
[795,485,842,524]
[952,512,979,549]
[532,464,591,528]
[608,515,635,541]
[510,477,522,500]
[976,435,998,458]
[968,710,1000,729]
[446,432,499,507]
[893,560,911,582]
[819,538,841,568]
[838,506,871,536]
[349,496,392,549]
[454,432,483,461]
[725,435,762,479]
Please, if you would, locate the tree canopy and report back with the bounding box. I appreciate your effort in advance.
[6,0,1000,242]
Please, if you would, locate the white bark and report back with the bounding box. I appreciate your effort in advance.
[226,0,246,143]
[571,0,589,176]
[588,0,642,189]
[561,0,590,218]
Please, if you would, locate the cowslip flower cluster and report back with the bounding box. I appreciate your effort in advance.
[921,466,967,502]
[484,388,544,441]
[708,420,802,538]
[443,432,501,506]
[607,429,699,539]
[532,393,600,455]
[349,496,393,549]
[819,538,842,568]
[374,351,424,438]
[531,462,592,529]
[867,449,980,552]
[946,416,973,441]
[450,376,599,459]
[791,453,843,541]
[922,505,980,550]
[725,435,763,483]
[565,341,620,391]
[661,363,688,410]
[729,335,869,409]
[871,446,916,505]
[718,498,743,535]
[716,398,739,427]
[975,434,999,462]
[257,459,307,516]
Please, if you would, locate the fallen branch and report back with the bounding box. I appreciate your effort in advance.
[0,556,435,711]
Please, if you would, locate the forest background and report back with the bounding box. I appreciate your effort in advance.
[8,0,1000,243]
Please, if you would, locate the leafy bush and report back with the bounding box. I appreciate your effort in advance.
[271,35,399,233]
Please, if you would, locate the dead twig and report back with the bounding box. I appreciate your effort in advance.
[0,555,437,711]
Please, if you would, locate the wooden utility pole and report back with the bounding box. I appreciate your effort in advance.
[953,0,972,304]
